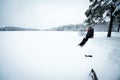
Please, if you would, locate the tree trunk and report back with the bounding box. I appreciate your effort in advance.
[107,5,115,37]
[117,24,120,32]
[107,15,114,37]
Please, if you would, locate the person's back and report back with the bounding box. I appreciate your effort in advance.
[86,27,94,39]
[90,28,94,38]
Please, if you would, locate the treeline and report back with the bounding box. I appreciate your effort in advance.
[48,24,83,31]
[46,22,117,32]
[0,22,118,32]
[0,26,40,31]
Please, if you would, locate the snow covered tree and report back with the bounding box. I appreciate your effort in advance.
[85,0,120,37]
[113,13,120,32]
[85,0,107,24]
[115,11,120,32]
[117,23,120,32]
[111,0,120,33]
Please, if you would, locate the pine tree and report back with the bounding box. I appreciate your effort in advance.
[108,0,120,33]
[85,0,120,37]
[114,4,120,32]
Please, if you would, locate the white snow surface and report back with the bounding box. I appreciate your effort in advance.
[0,31,120,80]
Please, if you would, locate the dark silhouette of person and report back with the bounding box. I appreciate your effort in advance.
[78,26,94,46]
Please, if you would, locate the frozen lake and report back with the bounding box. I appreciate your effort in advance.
[0,31,120,80]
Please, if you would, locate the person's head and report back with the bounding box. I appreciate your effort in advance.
[87,26,92,31]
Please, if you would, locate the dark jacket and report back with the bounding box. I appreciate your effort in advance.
[86,28,94,39]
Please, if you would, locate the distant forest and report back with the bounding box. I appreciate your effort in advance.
[0,22,118,32]
[0,26,40,31]
[46,22,117,32]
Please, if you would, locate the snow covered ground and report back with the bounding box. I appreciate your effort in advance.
[0,31,120,80]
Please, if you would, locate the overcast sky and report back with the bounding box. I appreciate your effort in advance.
[0,0,90,29]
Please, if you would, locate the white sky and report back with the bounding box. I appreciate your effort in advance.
[0,0,90,29]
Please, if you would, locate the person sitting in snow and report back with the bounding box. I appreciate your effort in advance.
[78,26,94,47]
